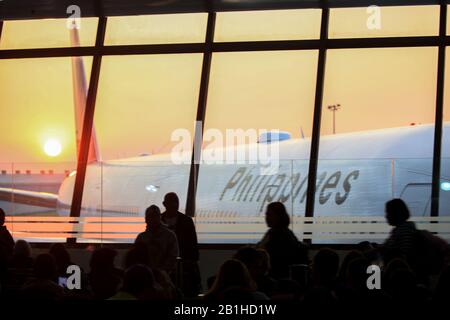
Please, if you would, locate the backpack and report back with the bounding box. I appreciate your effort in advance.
[414,229,450,275]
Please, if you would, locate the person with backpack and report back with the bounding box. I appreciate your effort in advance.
[382,198,449,282]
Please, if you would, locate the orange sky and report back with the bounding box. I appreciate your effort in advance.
[0,7,449,164]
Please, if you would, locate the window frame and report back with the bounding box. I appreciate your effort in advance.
[0,1,448,244]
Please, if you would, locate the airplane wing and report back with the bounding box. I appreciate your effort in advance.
[0,187,58,209]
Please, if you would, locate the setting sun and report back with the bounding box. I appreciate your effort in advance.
[44,138,62,157]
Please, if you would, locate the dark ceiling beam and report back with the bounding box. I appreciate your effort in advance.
[0,0,448,21]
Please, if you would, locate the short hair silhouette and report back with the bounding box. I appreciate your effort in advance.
[207,259,256,299]
[163,192,179,211]
[265,202,290,228]
[90,247,117,271]
[34,254,57,281]
[145,205,161,225]
[14,239,32,258]
[122,264,156,297]
[313,248,339,286]
[385,198,410,226]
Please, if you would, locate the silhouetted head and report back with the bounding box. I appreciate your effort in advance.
[339,250,363,281]
[145,205,161,230]
[90,247,117,272]
[313,248,339,287]
[0,208,5,226]
[233,246,265,278]
[265,202,290,228]
[122,264,156,298]
[346,257,370,290]
[34,253,57,281]
[14,240,32,258]
[124,242,151,269]
[208,259,256,297]
[163,192,179,213]
[49,243,71,272]
[385,198,410,226]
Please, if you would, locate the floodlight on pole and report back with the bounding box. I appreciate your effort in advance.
[327,104,341,134]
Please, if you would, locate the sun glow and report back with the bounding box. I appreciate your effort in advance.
[44,139,62,157]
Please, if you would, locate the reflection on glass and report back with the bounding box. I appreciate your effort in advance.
[440,48,450,214]
[0,18,98,49]
[0,57,93,242]
[316,48,438,224]
[195,51,318,242]
[329,6,439,39]
[105,13,207,45]
[214,9,321,42]
[95,54,202,159]
[77,54,202,242]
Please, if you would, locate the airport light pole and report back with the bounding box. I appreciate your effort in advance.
[327,104,341,134]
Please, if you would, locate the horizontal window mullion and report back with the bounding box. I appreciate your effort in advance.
[0,36,448,59]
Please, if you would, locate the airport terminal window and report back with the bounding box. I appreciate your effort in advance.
[448,5,450,35]
[0,4,447,244]
[440,48,450,215]
[315,47,437,228]
[214,9,321,42]
[0,57,92,242]
[105,13,207,45]
[329,5,439,39]
[195,50,318,243]
[79,54,202,242]
[0,18,98,49]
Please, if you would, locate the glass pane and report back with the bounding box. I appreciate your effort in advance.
[329,5,439,39]
[196,50,318,243]
[79,54,202,242]
[0,57,92,242]
[0,18,98,49]
[316,47,437,243]
[448,5,450,35]
[441,48,450,215]
[105,13,207,45]
[214,9,321,42]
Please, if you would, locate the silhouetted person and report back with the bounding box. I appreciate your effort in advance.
[124,242,151,269]
[338,257,389,305]
[204,259,268,301]
[136,205,179,274]
[21,253,64,300]
[312,248,339,290]
[384,199,417,261]
[257,202,308,279]
[233,246,278,297]
[49,243,74,277]
[110,264,162,300]
[9,239,33,269]
[89,247,123,300]
[161,192,200,296]
[3,240,33,297]
[0,208,14,257]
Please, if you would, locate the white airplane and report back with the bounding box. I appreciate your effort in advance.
[0,29,449,243]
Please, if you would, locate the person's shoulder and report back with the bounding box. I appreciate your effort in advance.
[135,231,148,241]
[177,212,193,222]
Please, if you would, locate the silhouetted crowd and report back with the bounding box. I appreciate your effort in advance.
[0,195,449,304]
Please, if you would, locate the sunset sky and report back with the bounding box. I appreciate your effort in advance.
[0,6,449,164]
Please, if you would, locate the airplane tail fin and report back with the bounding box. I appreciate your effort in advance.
[70,28,100,163]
